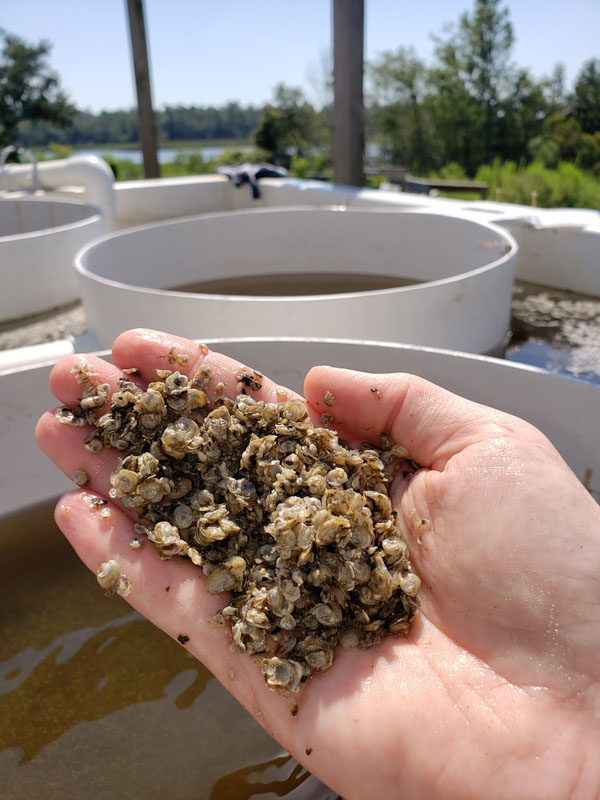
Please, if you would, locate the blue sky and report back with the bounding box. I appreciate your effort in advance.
[2,0,599,112]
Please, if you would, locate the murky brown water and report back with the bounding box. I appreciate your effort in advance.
[172,272,419,296]
[0,500,339,800]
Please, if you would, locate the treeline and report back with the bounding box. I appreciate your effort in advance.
[5,0,600,182]
[18,102,262,147]
[250,1,600,177]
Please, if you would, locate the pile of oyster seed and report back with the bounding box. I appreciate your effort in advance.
[59,363,420,693]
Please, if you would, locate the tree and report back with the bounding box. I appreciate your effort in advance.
[369,47,435,171]
[572,59,600,135]
[497,68,548,163]
[254,84,327,167]
[428,0,514,170]
[0,30,75,149]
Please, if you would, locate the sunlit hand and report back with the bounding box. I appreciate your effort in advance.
[36,328,600,800]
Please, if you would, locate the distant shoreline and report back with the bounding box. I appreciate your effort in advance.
[71,138,251,153]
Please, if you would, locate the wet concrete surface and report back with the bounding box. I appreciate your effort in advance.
[0,302,86,351]
[505,280,600,385]
[1,281,600,387]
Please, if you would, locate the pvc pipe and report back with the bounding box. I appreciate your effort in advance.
[1,155,117,230]
[0,338,74,371]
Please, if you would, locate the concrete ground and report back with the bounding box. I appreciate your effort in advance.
[0,302,86,351]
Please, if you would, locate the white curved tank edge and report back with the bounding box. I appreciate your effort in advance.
[0,196,106,322]
[73,207,517,355]
[0,338,75,373]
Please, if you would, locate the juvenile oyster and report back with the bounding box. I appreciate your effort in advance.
[96,559,131,597]
[76,362,420,692]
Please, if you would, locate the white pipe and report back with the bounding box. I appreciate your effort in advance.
[1,155,117,230]
[0,338,75,371]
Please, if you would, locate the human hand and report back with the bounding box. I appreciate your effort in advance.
[36,329,600,800]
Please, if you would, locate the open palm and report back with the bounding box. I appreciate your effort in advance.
[36,329,600,800]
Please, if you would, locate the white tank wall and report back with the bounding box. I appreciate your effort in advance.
[75,208,517,353]
[500,220,600,294]
[111,176,600,296]
[0,198,105,321]
[2,338,598,519]
[114,174,233,227]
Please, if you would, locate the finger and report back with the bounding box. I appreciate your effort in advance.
[55,490,299,742]
[49,353,141,416]
[304,366,505,469]
[35,410,121,493]
[112,328,301,404]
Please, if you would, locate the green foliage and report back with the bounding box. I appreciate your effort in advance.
[366,0,599,193]
[32,141,73,161]
[475,159,600,209]
[18,104,261,148]
[254,83,329,168]
[436,162,467,179]
[579,132,600,175]
[365,173,386,189]
[369,47,435,172]
[289,152,331,179]
[573,59,600,135]
[46,142,72,160]
[212,147,269,167]
[0,30,75,148]
[428,0,514,169]
[100,154,142,181]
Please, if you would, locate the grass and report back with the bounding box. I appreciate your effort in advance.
[429,160,600,209]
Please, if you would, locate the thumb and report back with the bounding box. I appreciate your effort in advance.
[304,366,502,469]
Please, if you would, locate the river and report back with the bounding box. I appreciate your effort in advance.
[75,144,255,164]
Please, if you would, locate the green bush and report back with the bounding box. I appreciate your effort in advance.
[212,147,269,167]
[289,152,331,179]
[474,160,600,209]
[161,150,212,177]
[100,154,143,181]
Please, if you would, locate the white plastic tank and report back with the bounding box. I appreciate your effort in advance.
[0,197,105,321]
[75,207,517,353]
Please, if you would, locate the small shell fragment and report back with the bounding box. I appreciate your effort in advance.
[96,560,131,597]
[168,348,189,366]
[323,391,336,406]
[236,371,262,391]
[73,469,89,487]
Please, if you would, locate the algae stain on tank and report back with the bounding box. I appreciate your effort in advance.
[0,500,338,799]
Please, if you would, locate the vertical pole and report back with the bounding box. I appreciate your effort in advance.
[333,0,364,186]
[126,0,159,178]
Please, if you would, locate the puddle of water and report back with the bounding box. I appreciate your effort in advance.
[508,281,600,386]
[0,500,339,800]
[504,340,600,385]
